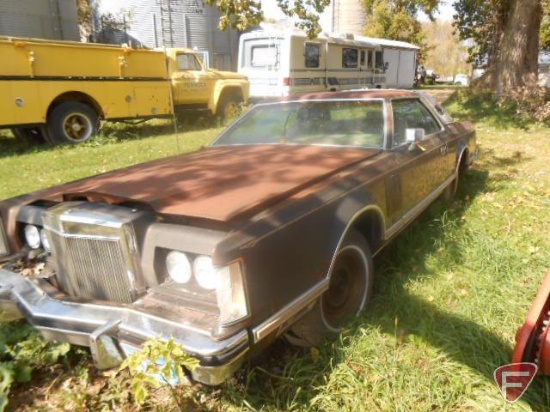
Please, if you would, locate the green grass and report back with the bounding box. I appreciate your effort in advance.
[0,120,222,200]
[2,94,550,411]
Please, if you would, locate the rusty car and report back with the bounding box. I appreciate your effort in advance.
[0,90,477,385]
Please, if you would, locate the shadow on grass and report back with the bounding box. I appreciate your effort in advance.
[0,114,219,160]
[215,157,550,409]
[444,90,540,130]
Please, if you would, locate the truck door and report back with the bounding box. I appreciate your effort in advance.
[172,52,215,105]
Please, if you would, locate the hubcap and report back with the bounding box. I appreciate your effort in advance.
[322,246,367,329]
[63,113,92,141]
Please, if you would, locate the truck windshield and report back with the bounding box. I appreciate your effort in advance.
[212,100,385,148]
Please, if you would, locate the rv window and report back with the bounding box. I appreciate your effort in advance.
[251,45,278,67]
[375,51,384,69]
[177,54,202,71]
[368,51,374,68]
[305,43,320,68]
[360,50,365,66]
[342,48,358,68]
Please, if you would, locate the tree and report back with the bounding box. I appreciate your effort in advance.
[454,0,544,94]
[422,21,469,75]
[204,0,330,37]
[541,0,550,49]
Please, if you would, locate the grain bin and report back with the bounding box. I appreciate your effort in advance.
[0,0,79,41]
[90,0,239,71]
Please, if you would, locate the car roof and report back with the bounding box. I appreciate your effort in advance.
[279,89,420,102]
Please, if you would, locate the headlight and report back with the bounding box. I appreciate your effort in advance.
[0,217,8,256]
[40,229,51,253]
[193,256,220,290]
[166,251,192,284]
[24,225,41,249]
[216,262,249,326]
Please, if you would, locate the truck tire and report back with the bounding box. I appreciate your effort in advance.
[217,94,243,121]
[11,127,50,145]
[47,102,99,145]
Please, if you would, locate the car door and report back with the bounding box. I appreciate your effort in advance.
[388,98,451,217]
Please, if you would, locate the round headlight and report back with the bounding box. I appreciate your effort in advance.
[193,256,220,290]
[40,230,51,253]
[24,225,41,249]
[166,251,191,284]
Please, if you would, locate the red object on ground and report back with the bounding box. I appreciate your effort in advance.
[513,270,550,374]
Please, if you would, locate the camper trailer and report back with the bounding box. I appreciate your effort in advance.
[238,30,387,98]
[358,37,419,88]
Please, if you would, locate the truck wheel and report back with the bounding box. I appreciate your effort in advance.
[217,95,243,121]
[11,127,49,145]
[47,102,99,145]
[286,230,373,347]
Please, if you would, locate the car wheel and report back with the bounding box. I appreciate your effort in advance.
[11,126,50,145]
[286,230,373,347]
[217,95,243,121]
[47,102,99,145]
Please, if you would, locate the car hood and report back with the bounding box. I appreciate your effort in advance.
[36,145,380,222]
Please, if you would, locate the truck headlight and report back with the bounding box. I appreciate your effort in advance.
[0,217,8,256]
[24,225,41,249]
[166,251,192,284]
[216,262,249,326]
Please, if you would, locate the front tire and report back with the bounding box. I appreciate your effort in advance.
[47,102,99,145]
[216,94,243,122]
[287,230,373,346]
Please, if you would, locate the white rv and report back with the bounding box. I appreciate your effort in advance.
[238,29,388,98]
[358,37,420,88]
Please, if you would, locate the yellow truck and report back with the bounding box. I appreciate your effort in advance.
[0,36,249,144]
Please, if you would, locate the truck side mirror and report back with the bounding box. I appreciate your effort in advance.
[384,62,389,71]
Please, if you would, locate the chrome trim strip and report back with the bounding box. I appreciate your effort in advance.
[385,172,457,239]
[252,279,329,343]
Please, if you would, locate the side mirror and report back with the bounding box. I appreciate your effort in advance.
[384,62,389,71]
[405,128,425,150]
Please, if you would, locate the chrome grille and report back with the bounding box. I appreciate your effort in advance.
[44,202,145,304]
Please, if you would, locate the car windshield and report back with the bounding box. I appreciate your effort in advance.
[212,99,385,148]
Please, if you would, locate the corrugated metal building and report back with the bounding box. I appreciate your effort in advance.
[0,0,79,41]
[90,0,239,71]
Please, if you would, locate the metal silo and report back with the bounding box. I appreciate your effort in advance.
[329,0,366,35]
[0,0,79,40]
[91,0,239,71]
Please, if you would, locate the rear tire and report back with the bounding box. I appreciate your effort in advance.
[287,230,373,347]
[47,102,99,145]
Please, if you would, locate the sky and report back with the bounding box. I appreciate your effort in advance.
[261,0,456,28]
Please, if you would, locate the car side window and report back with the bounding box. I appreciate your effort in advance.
[392,99,442,147]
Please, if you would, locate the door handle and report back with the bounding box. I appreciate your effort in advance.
[440,144,448,155]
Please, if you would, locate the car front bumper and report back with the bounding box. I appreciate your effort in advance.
[0,268,249,386]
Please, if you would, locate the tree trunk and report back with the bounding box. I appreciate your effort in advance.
[493,0,543,95]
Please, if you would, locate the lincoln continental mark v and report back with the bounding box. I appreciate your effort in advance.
[0,90,477,385]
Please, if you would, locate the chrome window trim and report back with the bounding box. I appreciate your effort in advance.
[0,217,8,256]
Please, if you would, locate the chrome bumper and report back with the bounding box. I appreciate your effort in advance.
[0,268,248,386]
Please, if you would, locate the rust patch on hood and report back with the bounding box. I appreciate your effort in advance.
[34,145,380,222]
